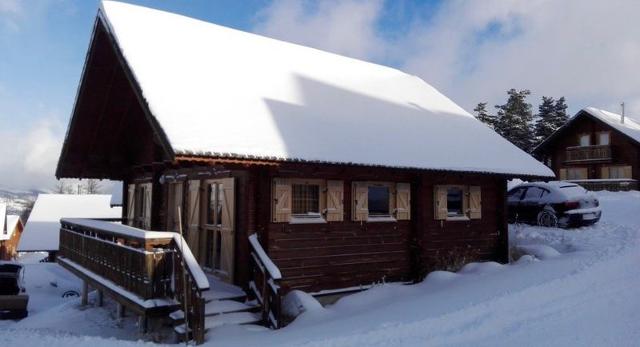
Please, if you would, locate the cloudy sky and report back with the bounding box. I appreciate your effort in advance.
[1,0,639,190]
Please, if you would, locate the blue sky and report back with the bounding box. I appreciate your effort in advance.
[1,0,639,190]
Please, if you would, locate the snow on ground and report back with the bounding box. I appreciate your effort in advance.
[2,191,639,346]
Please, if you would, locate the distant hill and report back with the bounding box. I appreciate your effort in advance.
[0,188,41,217]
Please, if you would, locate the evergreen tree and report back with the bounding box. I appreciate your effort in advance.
[473,102,497,129]
[552,97,569,129]
[534,96,557,142]
[494,89,535,152]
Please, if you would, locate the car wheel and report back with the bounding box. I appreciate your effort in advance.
[537,209,558,228]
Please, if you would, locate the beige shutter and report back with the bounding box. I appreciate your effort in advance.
[352,182,369,221]
[434,185,448,220]
[325,180,344,222]
[600,166,610,179]
[220,177,235,282]
[272,178,291,223]
[559,168,567,180]
[579,167,588,179]
[622,165,632,179]
[187,180,201,259]
[395,183,411,220]
[143,183,152,230]
[127,184,135,226]
[468,186,481,219]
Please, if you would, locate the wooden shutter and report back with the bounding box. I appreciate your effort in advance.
[559,168,567,180]
[325,180,344,222]
[468,186,482,219]
[220,177,235,282]
[187,180,201,259]
[272,178,292,223]
[126,184,135,226]
[622,165,632,179]
[143,183,152,230]
[352,182,369,221]
[600,166,610,179]
[395,183,411,220]
[434,185,448,220]
[172,183,184,231]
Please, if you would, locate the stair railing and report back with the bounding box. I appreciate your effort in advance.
[248,233,282,328]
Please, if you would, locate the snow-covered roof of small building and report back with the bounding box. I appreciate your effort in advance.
[18,194,122,252]
[93,1,552,178]
[0,203,21,241]
[583,107,640,144]
[109,182,123,207]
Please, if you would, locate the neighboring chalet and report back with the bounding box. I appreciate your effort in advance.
[53,1,553,342]
[0,203,24,261]
[534,107,640,191]
[18,194,122,259]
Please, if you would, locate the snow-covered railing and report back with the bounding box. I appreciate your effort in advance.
[248,233,283,328]
[58,218,208,344]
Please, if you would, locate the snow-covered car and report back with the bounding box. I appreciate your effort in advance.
[507,181,601,228]
[0,262,29,319]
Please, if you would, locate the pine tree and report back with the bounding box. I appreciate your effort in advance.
[552,97,569,129]
[534,96,557,142]
[494,89,535,152]
[473,102,497,129]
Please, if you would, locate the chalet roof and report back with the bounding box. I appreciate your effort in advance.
[534,107,640,153]
[0,203,22,241]
[87,1,553,178]
[18,194,122,252]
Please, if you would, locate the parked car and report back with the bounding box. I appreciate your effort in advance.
[0,262,29,319]
[507,181,601,228]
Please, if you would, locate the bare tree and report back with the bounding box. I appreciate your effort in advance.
[53,180,73,194]
[84,179,103,194]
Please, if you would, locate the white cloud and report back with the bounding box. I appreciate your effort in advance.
[0,118,64,191]
[254,0,640,117]
[0,0,22,32]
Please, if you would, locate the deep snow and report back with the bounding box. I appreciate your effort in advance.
[2,191,639,346]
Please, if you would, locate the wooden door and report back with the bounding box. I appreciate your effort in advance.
[202,177,235,283]
[219,177,235,283]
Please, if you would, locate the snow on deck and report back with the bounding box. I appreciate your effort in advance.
[18,194,121,252]
[98,1,553,178]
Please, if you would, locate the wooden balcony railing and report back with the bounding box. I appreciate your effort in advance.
[58,219,209,344]
[248,233,282,329]
[565,145,612,163]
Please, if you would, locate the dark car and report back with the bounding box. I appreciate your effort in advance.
[0,262,29,319]
[508,181,601,228]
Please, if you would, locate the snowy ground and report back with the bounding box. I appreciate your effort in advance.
[2,191,639,346]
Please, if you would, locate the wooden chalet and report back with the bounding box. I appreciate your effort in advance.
[0,204,24,261]
[54,1,554,343]
[534,107,640,191]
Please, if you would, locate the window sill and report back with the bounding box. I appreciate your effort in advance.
[367,216,397,223]
[446,216,470,222]
[289,216,327,224]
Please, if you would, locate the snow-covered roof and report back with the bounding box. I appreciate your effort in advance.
[0,203,21,241]
[96,1,552,178]
[109,182,123,207]
[18,194,122,252]
[583,107,640,144]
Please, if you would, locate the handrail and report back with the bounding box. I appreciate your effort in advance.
[248,233,282,329]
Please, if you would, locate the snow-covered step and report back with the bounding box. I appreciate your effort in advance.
[170,300,259,321]
[202,287,246,302]
[174,312,262,335]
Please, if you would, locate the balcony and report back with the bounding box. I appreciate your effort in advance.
[565,145,612,163]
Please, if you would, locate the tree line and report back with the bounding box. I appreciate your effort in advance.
[474,89,569,153]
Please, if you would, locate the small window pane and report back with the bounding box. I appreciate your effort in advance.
[508,188,525,202]
[598,133,610,145]
[206,184,216,225]
[136,186,145,218]
[368,186,390,216]
[579,134,590,146]
[292,184,320,215]
[216,184,223,226]
[447,187,463,216]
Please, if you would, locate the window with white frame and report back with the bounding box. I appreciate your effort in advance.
[597,132,610,145]
[352,181,410,222]
[434,185,481,221]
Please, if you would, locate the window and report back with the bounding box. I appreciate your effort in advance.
[446,187,464,217]
[608,166,631,179]
[567,168,587,180]
[523,186,544,200]
[508,187,526,203]
[292,184,320,215]
[579,134,591,147]
[597,132,610,145]
[166,182,183,232]
[368,186,390,216]
[206,183,223,226]
[135,185,146,219]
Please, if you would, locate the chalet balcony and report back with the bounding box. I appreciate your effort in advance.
[565,145,612,163]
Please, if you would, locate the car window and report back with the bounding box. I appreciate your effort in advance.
[508,187,526,202]
[523,187,544,200]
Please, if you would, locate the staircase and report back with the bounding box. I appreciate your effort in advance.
[171,274,262,342]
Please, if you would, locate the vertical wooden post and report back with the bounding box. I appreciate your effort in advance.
[96,289,104,307]
[81,281,89,306]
